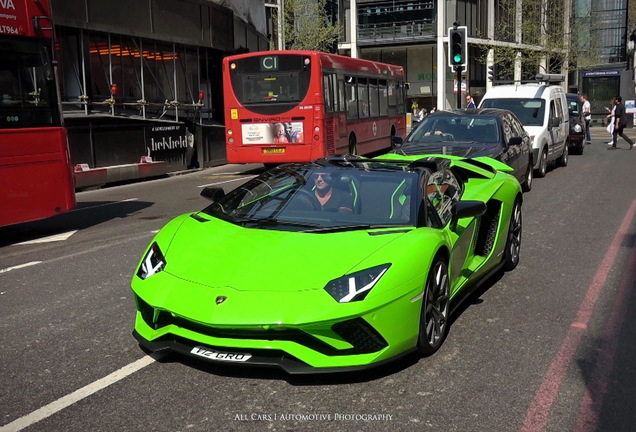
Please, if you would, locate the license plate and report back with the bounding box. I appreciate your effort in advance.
[190,346,252,362]
[262,147,285,154]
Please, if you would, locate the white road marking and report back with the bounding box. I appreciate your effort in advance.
[0,261,42,274]
[69,198,139,212]
[12,231,78,246]
[0,356,156,432]
[198,175,257,188]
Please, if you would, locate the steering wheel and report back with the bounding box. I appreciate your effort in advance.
[294,189,320,210]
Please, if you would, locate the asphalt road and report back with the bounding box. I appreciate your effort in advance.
[1,128,636,432]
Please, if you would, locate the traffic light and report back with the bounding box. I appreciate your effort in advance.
[448,26,467,68]
[487,65,496,82]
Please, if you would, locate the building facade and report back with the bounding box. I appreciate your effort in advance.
[576,0,633,121]
[50,0,269,187]
[338,0,634,123]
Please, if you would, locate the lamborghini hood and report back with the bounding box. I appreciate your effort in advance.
[161,215,410,292]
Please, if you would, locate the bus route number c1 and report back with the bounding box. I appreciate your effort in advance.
[260,56,278,72]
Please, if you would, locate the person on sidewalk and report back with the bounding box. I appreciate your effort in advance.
[580,94,592,144]
[609,96,634,150]
[466,94,476,108]
[605,98,616,145]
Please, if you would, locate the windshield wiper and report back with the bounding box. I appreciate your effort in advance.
[307,224,412,233]
[240,217,322,228]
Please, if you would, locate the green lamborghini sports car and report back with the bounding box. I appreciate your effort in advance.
[131,154,522,374]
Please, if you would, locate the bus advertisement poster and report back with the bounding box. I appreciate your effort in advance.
[241,122,304,145]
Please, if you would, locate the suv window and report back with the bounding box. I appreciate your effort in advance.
[481,98,545,127]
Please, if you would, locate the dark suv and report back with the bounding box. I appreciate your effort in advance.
[566,93,585,155]
[392,108,533,192]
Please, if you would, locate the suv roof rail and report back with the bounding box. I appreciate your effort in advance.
[534,73,565,84]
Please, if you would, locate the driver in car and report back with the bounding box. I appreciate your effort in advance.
[425,120,452,137]
[312,172,354,213]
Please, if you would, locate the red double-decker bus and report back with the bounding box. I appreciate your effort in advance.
[0,0,75,227]
[223,50,407,164]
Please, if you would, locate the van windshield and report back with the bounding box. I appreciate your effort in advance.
[480,98,545,127]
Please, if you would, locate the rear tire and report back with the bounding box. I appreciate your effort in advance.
[521,160,533,192]
[557,143,568,167]
[503,199,522,271]
[349,134,358,155]
[417,256,450,357]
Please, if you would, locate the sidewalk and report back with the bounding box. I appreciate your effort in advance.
[589,125,635,142]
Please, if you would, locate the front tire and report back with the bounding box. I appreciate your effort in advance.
[417,257,450,357]
[503,199,522,271]
[535,148,548,178]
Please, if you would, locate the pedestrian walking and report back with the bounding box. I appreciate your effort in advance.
[465,94,476,108]
[580,94,592,144]
[605,98,616,145]
[609,96,634,150]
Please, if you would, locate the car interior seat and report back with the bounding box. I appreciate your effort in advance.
[389,179,411,222]
[338,174,361,213]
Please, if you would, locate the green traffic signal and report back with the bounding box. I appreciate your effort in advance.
[450,28,465,66]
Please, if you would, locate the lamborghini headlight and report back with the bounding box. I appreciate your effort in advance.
[324,264,391,303]
[137,242,166,280]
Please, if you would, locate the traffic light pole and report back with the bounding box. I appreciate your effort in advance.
[448,24,467,109]
[455,65,463,109]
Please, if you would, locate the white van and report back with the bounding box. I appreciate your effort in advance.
[479,75,569,177]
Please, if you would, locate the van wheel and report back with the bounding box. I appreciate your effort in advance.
[557,144,568,167]
[535,148,548,178]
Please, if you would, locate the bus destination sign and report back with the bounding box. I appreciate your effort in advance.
[260,56,278,72]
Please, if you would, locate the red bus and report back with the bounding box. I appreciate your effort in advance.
[0,0,75,227]
[223,50,407,164]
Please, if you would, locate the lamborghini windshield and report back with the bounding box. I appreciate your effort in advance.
[202,163,420,232]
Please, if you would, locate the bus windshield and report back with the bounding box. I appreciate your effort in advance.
[228,54,311,113]
[0,38,57,128]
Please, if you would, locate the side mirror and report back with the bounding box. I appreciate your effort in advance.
[392,135,404,148]
[451,200,487,230]
[200,186,225,202]
[509,136,523,146]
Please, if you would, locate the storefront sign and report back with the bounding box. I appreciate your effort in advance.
[146,125,188,151]
[582,70,621,77]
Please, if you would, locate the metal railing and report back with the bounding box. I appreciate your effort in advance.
[357,20,435,45]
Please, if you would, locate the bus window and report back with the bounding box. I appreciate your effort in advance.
[337,78,345,113]
[357,77,369,118]
[369,78,379,117]
[330,74,338,112]
[388,80,397,107]
[345,75,358,119]
[379,79,388,116]
[323,74,332,112]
